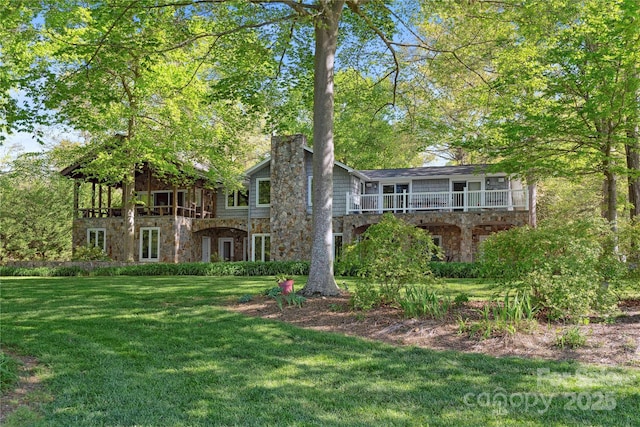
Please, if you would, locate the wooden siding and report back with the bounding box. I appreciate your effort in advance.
[250,165,271,218]
[333,166,351,216]
[412,178,449,193]
[214,188,249,219]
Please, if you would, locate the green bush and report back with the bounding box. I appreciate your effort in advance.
[429,262,481,278]
[349,282,382,311]
[72,245,111,261]
[0,261,310,277]
[341,213,441,302]
[479,219,623,320]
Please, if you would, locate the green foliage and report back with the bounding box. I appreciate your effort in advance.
[341,214,441,302]
[0,153,73,261]
[237,294,253,303]
[0,350,19,393]
[453,293,470,306]
[349,282,383,312]
[72,245,111,261]
[429,262,481,278]
[263,286,306,311]
[460,290,538,340]
[92,261,310,277]
[480,220,623,320]
[555,326,588,349]
[397,285,451,319]
[0,261,310,278]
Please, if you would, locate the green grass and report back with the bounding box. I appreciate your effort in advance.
[1,276,639,426]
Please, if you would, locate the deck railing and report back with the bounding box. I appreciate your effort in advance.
[346,189,528,214]
[77,204,211,219]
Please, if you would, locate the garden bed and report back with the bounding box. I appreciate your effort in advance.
[231,294,640,368]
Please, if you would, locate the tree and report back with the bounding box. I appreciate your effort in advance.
[0,0,43,141]
[27,3,256,260]
[410,0,640,230]
[138,0,411,295]
[14,1,431,295]
[0,153,73,261]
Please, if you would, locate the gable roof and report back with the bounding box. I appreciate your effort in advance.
[357,164,494,180]
[243,146,369,181]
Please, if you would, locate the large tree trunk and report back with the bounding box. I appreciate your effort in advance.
[301,0,345,296]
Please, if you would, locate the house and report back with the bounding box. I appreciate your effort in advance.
[62,134,530,263]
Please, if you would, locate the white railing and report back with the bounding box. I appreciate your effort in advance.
[346,189,528,214]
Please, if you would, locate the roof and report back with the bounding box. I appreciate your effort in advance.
[60,140,211,184]
[357,164,495,180]
[243,146,369,181]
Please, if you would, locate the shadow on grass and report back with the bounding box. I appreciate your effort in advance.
[2,277,639,426]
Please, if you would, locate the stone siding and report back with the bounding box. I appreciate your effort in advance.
[270,135,310,261]
[73,216,196,263]
[343,211,529,262]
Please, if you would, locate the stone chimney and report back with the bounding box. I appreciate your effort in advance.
[270,134,312,261]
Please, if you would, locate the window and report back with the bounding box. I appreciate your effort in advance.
[87,228,106,251]
[140,227,160,262]
[332,233,343,262]
[252,234,271,262]
[226,189,249,208]
[256,178,271,207]
[307,176,313,206]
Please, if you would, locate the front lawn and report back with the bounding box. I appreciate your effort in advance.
[1,276,638,426]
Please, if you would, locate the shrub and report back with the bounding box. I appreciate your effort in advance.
[72,245,111,261]
[349,282,382,311]
[341,213,442,302]
[479,219,623,320]
[555,326,587,349]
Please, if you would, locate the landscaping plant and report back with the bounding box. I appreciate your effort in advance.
[480,219,624,320]
[341,213,442,307]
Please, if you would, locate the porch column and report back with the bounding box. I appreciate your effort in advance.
[107,186,112,216]
[73,180,80,218]
[173,186,178,217]
[91,182,96,218]
[98,184,103,217]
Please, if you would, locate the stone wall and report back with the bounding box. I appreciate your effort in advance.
[343,211,529,262]
[73,216,197,263]
[269,134,311,261]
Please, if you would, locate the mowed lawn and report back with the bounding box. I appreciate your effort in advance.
[1,276,639,426]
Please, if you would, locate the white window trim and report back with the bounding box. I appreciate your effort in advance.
[218,238,235,261]
[87,228,106,251]
[256,178,271,207]
[252,233,270,262]
[225,189,249,209]
[139,227,160,262]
